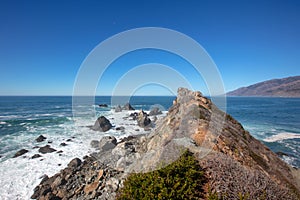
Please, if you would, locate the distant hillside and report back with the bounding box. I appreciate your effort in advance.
[227,76,300,97]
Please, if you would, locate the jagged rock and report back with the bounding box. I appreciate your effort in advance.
[115,105,122,112]
[137,110,151,127]
[91,116,112,132]
[149,107,162,116]
[99,104,108,108]
[36,135,47,142]
[38,145,56,154]
[31,154,42,159]
[13,149,28,158]
[31,156,123,200]
[123,103,135,110]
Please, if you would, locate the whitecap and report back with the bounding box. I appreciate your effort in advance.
[0,121,7,125]
[264,132,300,142]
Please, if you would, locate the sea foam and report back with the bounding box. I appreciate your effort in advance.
[264,132,300,142]
[0,110,165,200]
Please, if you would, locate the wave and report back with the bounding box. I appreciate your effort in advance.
[263,132,300,142]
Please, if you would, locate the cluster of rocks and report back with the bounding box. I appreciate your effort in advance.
[115,103,135,112]
[90,105,162,133]
[31,134,147,200]
[13,135,73,159]
[31,156,125,200]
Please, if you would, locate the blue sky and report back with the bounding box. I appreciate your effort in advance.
[0,0,299,95]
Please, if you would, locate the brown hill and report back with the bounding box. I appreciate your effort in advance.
[228,76,300,97]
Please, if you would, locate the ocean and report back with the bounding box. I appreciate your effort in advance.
[0,96,299,199]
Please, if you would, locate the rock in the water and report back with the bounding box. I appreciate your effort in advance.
[149,107,162,116]
[92,116,112,132]
[99,104,108,107]
[137,110,151,127]
[38,145,56,154]
[35,135,47,142]
[123,103,135,110]
[13,149,29,158]
[115,105,122,112]
[60,142,67,146]
[116,126,125,131]
[31,154,42,159]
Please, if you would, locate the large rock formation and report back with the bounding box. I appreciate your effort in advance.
[32,88,300,200]
[91,116,112,132]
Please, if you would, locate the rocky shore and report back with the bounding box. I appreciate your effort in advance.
[31,88,300,199]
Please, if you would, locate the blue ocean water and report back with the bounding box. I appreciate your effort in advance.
[0,96,299,168]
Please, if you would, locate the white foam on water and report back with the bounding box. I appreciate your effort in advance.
[263,132,300,142]
[0,109,166,200]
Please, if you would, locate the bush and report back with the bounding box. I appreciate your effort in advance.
[117,150,206,200]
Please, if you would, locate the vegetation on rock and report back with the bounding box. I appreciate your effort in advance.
[117,150,206,200]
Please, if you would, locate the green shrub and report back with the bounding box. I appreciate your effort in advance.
[117,150,206,200]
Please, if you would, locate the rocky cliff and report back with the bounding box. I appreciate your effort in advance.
[227,75,300,97]
[32,88,300,200]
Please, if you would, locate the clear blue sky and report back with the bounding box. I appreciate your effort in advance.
[0,0,299,95]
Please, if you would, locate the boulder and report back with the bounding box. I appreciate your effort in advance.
[60,142,67,146]
[13,149,28,158]
[149,107,162,116]
[90,140,100,148]
[99,136,117,151]
[123,103,135,110]
[99,104,108,108]
[92,116,112,132]
[68,158,82,169]
[91,136,117,151]
[38,145,57,154]
[31,154,42,159]
[115,105,122,112]
[137,110,151,127]
[35,135,47,142]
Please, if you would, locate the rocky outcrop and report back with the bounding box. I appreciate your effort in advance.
[136,110,151,128]
[31,156,124,200]
[91,116,112,132]
[38,145,57,154]
[13,149,29,158]
[36,135,47,142]
[114,105,122,112]
[149,107,162,116]
[123,103,135,110]
[31,88,300,199]
[128,87,300,198]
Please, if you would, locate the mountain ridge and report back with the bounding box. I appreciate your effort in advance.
[228,75,300,97]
